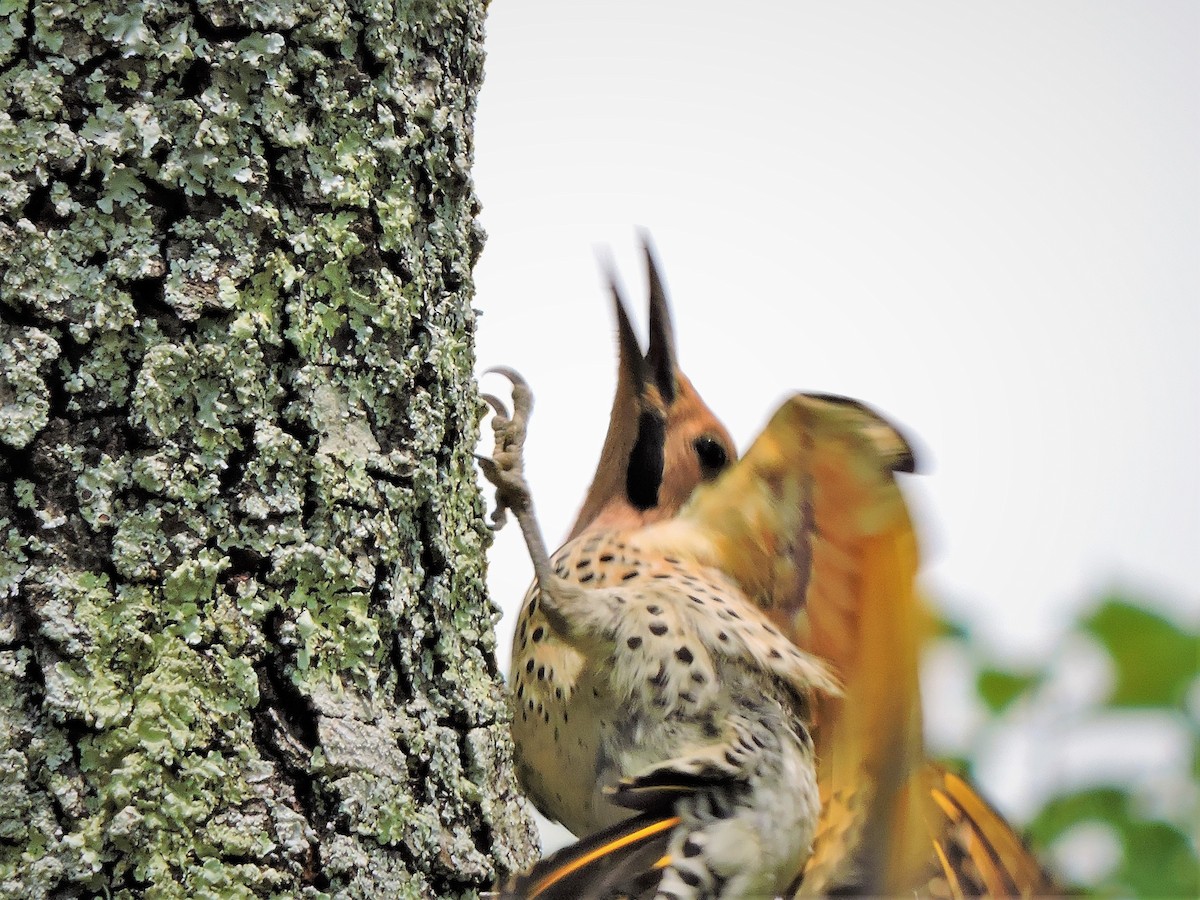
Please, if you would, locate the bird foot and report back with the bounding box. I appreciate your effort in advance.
[477,367,560,592]
[477,366,535,532]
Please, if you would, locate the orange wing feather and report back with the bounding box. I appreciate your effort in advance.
[639,393,931,894]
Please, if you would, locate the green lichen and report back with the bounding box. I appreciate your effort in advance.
[0,325,60,450]
[0,0,537,896]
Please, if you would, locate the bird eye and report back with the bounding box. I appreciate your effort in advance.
[693,436,729,477]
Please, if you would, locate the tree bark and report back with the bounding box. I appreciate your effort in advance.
[0,1,537,897]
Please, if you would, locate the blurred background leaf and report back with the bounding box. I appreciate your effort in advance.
[976,667,1043,714]
[1082,598,1199,710]
[931,593,1199,898]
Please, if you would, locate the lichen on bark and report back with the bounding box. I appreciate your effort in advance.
[0,1,538,897]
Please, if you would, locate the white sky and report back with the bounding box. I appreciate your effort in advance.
[470,0,1198,846]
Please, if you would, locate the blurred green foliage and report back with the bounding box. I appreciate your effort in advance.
[1083,600,1199,710]
[939,595,1199,898]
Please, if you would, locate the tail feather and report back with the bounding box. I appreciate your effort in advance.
[926,765,1055,897]
[497,814,679,900]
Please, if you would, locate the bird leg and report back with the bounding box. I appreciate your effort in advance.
[477,367,562,596]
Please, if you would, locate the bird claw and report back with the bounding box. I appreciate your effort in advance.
[484,366,532,427]
[478,368,536,532]
[481,393,509,420]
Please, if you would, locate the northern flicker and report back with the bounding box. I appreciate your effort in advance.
[490,247,1054,896]
[503,246,740,836]
[479,369,839,899]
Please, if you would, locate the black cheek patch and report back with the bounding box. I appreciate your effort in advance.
[626,410,665,510]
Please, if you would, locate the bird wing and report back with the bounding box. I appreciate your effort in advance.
[496,812,676,900]
[925,764,1056,897]
[639,392,932,894]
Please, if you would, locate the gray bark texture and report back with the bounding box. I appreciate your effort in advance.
[0,0,539,897]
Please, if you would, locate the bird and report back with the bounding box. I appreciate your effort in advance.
[478,369,843,899]
[501,246,740,837]
[486,245,1054,896]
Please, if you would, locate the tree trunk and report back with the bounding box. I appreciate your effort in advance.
[0,1,537,896]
